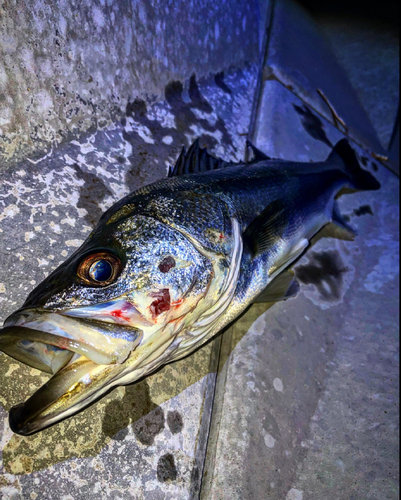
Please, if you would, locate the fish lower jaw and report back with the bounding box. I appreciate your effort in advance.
[2,322,180,435]
[7,353,124,436]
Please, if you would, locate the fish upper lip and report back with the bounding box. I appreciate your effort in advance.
[1,308,143,371]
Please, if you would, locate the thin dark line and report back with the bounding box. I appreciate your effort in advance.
[245,0,277,161]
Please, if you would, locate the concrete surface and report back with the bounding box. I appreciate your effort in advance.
[200,80,399,500]
[261,0,385,157]
[316,12,399,151]
[0,0,260,169]
[0,66,257,498]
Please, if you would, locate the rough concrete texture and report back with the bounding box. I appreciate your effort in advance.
[200,81,399,499]
[0,66,257,498]
[0,0,259,168]
[316,14,399,150]
[263,0,384,157]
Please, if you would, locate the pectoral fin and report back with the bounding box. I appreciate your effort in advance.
[253,271,300,303]
[268,238,309,277]
[243,200,287,257]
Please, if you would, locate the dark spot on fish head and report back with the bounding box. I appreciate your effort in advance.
[371,162,379,172]
[132,406,165,446]
[353,205,373,216]
[157,453,178,482]
[295,250,348,300]
[292,103,332,148]
[361,156,369,166]
[214,71,232,94]
[116,155,125,164]
[167,410,183,434]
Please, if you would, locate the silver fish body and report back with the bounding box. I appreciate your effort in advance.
[0,139,379,434]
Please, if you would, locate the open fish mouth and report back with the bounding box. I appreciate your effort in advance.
[0,309,143,435]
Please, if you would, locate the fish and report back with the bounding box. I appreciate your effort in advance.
[0,138,379,435]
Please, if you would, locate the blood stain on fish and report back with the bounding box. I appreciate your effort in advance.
[150,289,171,318]
[110,309,130,322]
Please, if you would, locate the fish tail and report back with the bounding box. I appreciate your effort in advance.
[327,139,380,191]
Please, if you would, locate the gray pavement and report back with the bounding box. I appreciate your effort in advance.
[201,81,399,500]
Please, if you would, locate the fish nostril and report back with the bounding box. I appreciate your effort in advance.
[159,256,176,273]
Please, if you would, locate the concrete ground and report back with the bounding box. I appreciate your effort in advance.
[201,3,399,499]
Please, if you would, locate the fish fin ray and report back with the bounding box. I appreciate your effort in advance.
[253,270,300,303]
[269,238,309,277]
[168,139,234,177]
[243,200,287,257]
[246,140,271,161]
[311,201,356,244]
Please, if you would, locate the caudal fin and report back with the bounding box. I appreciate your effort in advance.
[327,139,380,191]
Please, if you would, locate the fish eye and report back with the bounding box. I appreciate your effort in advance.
[77,252,122,287]
[159,256,176,273]
[89,260,112,281]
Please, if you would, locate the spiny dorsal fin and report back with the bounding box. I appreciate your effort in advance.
[246,140,271,161]
[243,199,287,257]
[168,139,232,177]
[253,270,300,303]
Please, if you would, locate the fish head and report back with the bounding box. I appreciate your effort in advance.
[0,213,220,435]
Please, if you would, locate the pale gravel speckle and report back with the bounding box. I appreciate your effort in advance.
[285,488,303,500]
[264,432,276,448]
[273,378,283,392]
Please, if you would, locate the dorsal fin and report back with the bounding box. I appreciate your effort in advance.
[246,140,271,161]
[168,139,232,177]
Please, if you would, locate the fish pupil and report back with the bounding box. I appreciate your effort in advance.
[89,260,113,282]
